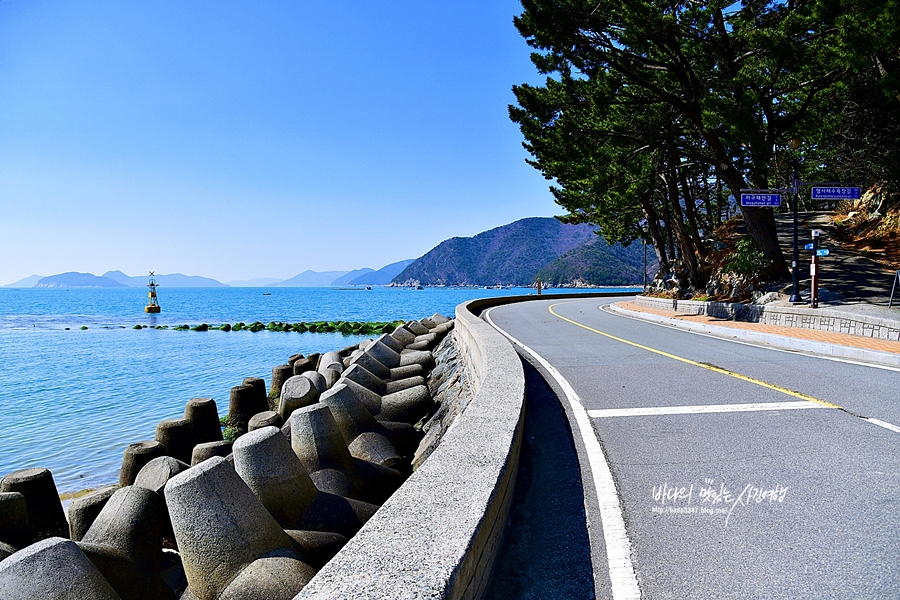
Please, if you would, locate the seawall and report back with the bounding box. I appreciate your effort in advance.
[297,297,526,599]
[298,291,631,599]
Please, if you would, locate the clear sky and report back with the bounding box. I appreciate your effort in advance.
[0,1,559,285]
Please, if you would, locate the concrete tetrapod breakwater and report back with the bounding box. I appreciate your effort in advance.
[296,298,527,599]
[0,313,457,599]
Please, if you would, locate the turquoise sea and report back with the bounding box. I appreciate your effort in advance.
[0,286,638,493]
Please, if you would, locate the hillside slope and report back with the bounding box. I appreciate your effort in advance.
[535,238,655,286]
[393,218,597,286]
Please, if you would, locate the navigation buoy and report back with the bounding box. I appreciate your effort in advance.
[145,272,161,313]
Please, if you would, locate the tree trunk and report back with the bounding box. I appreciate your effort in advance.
[678,169,708,258]
[665,150,702,287]
[739,205,787,275]
[660,193,678,261]
[639,192,670,276]
[702,170,716,233]
[698,127,788,275]
[663,165,702,288]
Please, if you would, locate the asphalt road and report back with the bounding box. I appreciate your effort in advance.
[485,296,900,600]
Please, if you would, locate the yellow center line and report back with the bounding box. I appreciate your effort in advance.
[548,302,841,409]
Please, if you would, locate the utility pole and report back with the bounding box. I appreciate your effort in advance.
[643,237,648,292]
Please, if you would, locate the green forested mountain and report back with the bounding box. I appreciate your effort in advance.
[393,217,647,286]
[535,237,653,286]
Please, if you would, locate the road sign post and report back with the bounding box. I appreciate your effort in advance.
[739,176,858,306]
[810,230,820,308]
[791,163,801,302]
[739,192,782,207]
[739,183,800,301]
[810,186,862,201]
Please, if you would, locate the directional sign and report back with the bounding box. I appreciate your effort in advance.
[740,193,781,207]
[816,249,830,257]
[811,186,861,200]
[804,243,814,250]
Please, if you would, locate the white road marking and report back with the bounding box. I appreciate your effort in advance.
[865,418,900,433]
[588,401,831,418]
[484,307,642,600]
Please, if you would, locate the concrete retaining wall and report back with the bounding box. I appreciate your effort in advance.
[634,296,900,341]
[297,298,526,599]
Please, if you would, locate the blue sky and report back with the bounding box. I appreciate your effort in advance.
[0,1,558,284]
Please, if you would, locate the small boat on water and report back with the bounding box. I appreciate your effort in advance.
[262,292,272,296]
[145,272,161,313]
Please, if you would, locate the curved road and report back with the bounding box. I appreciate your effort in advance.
[485,296,900,600]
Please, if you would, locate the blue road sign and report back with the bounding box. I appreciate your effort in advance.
[804,243,814,250]
[740,193,781,207]
[811,186,861,200]
[816,249,830,257]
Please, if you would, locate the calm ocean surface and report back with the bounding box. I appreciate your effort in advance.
[0,286,637,493]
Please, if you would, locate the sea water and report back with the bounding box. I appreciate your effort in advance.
[0,286,637,492]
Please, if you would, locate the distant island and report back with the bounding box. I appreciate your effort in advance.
[4,262,418,289]
[103,271,227,288]
[33,272,128,288]
[29,272,226,289]
[4,218,653,288]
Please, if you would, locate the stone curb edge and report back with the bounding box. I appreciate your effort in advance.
[608,301,900,369]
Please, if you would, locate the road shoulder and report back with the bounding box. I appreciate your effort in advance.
[609,301,900,369]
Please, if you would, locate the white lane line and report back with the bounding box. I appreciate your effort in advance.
[484,307,641,600]
[865,418,900,433]
[588,401,831,418]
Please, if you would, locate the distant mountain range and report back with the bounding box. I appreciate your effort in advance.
[226,277,284,287]
[393,217,649,286]
[272,270,353,287]
[349,260,415,285]
[3,219,650,289]
[5,260,418,288]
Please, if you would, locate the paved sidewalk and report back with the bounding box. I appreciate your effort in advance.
[616,300,900,356]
